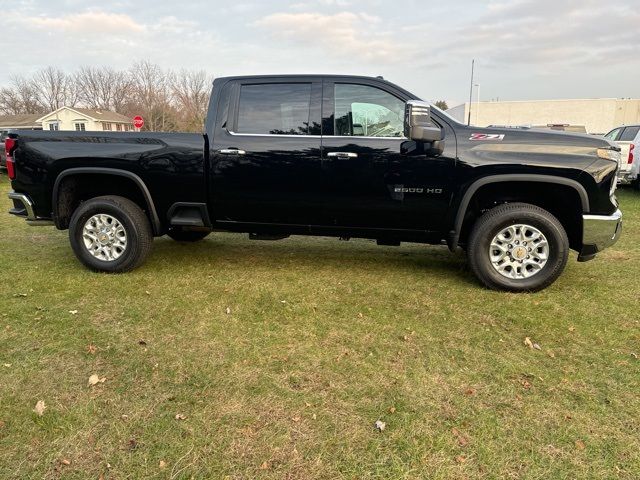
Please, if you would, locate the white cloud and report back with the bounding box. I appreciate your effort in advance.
[254,12,405,63]
[24,11,145,33]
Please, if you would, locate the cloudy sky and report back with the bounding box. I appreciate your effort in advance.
[2,0,639,106]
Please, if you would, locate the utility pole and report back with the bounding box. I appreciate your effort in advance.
[467,59,475,126]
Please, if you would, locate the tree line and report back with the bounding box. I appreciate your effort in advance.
[0,62,212,132]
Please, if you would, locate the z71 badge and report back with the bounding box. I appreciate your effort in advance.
[469,133,505,141]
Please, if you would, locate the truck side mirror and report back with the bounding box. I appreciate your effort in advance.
[404,101,444,142]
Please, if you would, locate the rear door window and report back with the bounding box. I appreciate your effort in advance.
[236,83,312,135]
[619,126,640,141]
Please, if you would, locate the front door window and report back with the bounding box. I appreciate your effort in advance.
[334,84,405,138]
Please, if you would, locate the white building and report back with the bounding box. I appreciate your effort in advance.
[447,98,640,135]
[36,107,135,132]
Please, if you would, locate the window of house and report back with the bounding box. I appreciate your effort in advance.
[103,123,112,131]
[334,84,405,137]
[74,123,86,131]
[236,83,312,135]
[116,124,122,131]
[48,122,59,131]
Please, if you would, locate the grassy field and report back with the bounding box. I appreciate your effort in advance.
[0,174,638,479]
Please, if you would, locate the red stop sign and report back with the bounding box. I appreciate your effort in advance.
[133,116,144,129]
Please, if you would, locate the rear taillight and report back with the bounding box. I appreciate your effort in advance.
[628,144,635,165]
[5,137,16,179]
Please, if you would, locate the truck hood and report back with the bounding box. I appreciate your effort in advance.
[456,125,616,171]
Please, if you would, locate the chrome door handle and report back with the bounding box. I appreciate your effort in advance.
[327,151,358,159]
[219,148,246,155]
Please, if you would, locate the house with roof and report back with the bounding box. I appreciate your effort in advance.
[36,107,135,132]
[0,114,43,131]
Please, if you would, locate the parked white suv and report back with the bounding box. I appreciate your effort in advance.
[604,125,639,188]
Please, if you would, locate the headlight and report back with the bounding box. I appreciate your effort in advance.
[597,148,621,163]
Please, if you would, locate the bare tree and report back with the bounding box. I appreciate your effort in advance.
[0,76,45,114]
[0,62,214,131]
[128,61,175,131]
[32,67,79,111]
[170,69,211,132]
[76,66,133,112]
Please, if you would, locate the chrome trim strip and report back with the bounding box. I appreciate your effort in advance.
[8,191,36,220]
[219,148,246,155]
[327,152,358,158]
[582,209,622,251]
[227,130,407,141]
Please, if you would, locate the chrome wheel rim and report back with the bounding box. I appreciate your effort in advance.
[489,224,549,280]
[82,214,127,261]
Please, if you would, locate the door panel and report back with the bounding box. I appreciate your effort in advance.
[210,80,324,225]
[321,80,456,232]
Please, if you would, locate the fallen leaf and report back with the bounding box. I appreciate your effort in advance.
[452,427,469,447]
[533,343,542,350]
[631,352,638,360]
[159,460,167,469]
[138,339,147,346]
[464,388,477,396]
[455,455,466,464]
[388,407,396,414]
[521,379,532,389]
[34,400,46,416]
[88,374,106,386]
[121,414,129,420]
[13,293,27,297]
[0,420,5,429]
[69,310,78,315]
[175,413,187,420]
[60,459,71,466]
[568,326,575,332]
[575,439,586,450]
[291,415,301,422]
[86,344,97,355]
[524,337,534,349]
[145,291,151,295]
[259,461,270,470]
[374,420,386,431]
[127,438,138,450]
[2,363,11,368]
[225,307,231,315]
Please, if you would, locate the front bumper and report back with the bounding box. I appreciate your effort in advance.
[8,191,54,226]
[578,209,622,261]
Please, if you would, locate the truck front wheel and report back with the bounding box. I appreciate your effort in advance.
[467,203,569,292]
[69,196,153,272]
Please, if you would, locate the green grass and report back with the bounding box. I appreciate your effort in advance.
[0,174,638,479]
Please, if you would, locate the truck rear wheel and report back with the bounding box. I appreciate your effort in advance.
[467,203,569,292]
[166,229,210,242]
[69,196,153,272]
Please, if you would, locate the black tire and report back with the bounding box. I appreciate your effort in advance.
[166,229,210,242]
[69,196,153,272]
[467,203,569,292]
[632,178,640,191]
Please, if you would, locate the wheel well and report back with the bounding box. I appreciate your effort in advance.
[459,182,583,250]
[55,174,155,231]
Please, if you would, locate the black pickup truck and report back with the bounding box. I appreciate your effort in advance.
[6,75,622,291]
